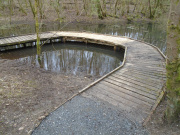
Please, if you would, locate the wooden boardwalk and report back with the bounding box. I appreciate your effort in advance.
[0,31,166,125]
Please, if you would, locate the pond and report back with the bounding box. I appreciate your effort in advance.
[0,42,124,77]
[0,22,167,54]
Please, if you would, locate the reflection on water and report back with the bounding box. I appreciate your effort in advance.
[0,22,167,53]
[0,43,124,77]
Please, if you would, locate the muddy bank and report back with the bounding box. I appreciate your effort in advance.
[0,59,96,135]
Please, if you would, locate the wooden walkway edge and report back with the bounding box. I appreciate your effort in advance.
[0,31,166,125]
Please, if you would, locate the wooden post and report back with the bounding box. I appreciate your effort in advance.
[59,38,62,43]
[60,37,63,43]
[63,37,66,43]
[114,46,117,51]
[23,43,27,48]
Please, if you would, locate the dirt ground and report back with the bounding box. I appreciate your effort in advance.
[146,97,180,135]
[0,59,96,135]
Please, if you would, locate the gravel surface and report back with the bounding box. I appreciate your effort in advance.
[32,95,148,135]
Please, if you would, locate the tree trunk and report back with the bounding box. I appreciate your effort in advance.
[35,0,41,56]
[127,0,130,13]
[148,0,153,18]
[17,0,27,15]
[133,0,138,13]
[96,0,105,19]
[8,0,13,24]
[28,0,35,17]
[152,0,160,18]
[37,0,45,19]
[166,0,180,123]
[52,0,61,22]
[109,0,113,15]
[102,0,107,17]
[74,0,79,15]
[114,0,119,16]
[83,0,88,15]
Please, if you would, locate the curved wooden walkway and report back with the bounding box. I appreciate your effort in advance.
[0,31,166,125]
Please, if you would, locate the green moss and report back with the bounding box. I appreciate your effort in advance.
[177,66,180,81]
[177,38,180,45]
[176,0,179,5]
[175,87,180,95]
[166,59,180,122]
[177,26,180,34]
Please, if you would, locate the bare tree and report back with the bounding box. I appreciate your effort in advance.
[28,0,35,17]
[17,0,27,15]
[37,0,46,19]
[74,0,79,15]
[114,0,120,16]
[83,0,88,15]
[35,0,41,55]
[102,0,107,17]
[148,0,153,18]
[8,0,14,24]
[95,0,106,19]
[52,0,63,22]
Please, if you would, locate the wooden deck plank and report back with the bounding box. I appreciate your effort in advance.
[85,87,133,112]
[119,68,166,80]
[99,81,156,104]
[106,76,161,96]
[0,39,4,44]
[24,35,35,40]
[0,39,7,45]
[5,38,15,43]
[125,66,166,74]
[89,85,151,112]
[95,83,153,107]
[116,69,165,84]
[14,37,25,43]
[2,38,12,44]
[122,67,166,78]
[40,33,52,39]
[8,37,21,43]
[17,36,30,41]
[113,71,164,89]
[104,78,158,100]
[127,58,165,62]
[111,73,163,90]
[125,61,166,66]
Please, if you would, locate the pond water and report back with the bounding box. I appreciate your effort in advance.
[0,42,124,77]
[0,22,167,53]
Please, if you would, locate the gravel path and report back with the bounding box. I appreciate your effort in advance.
[32,95,148,135]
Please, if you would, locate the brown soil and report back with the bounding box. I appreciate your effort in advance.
[0,59,96,135]
[146,97,180,135]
